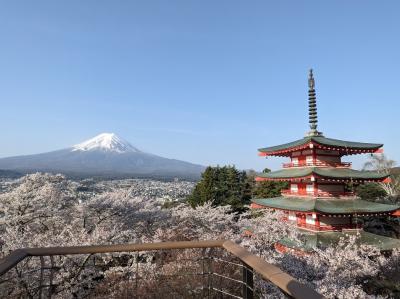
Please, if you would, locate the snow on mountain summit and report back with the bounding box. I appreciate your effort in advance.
[72,133,141,153]
[0,132,204,179]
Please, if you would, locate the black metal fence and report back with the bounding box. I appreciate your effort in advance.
[0,240,323,299]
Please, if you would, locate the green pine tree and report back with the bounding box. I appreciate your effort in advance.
[187,165,251,212]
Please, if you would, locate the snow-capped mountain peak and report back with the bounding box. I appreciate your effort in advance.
[72,133,140,153]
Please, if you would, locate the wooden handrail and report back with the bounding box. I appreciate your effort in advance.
[0,240,324,299]
[26,239,226,256]
[0,240,225,276]
[0,249,28,277]
[222,241,323,299]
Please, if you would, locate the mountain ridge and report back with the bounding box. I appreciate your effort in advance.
[0,133,205,180]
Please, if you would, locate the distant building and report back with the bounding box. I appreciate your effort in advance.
[251,69,400,252]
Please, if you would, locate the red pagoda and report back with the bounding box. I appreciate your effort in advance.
[251,70,400,251]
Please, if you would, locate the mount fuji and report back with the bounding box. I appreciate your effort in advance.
[0,133,205,180]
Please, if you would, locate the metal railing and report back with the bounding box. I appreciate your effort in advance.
[0,240,323,299]
[282,161,351,168]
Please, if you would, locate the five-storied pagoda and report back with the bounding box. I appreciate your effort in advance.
[251,70,400,251]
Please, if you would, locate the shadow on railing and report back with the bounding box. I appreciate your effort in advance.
[0,240,324,299]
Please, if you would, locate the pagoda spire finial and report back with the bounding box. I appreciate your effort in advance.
[306,69,323,137]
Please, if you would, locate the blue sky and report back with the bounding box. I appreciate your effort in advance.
[0,1,399,171]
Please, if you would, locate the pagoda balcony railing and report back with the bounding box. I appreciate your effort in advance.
[0,240,323,299]
[282,189,355,197]
[298,223,362,232]
[282,161,351,168]
[315,190,356,197]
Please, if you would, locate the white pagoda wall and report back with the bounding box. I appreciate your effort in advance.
[288,212,297,221]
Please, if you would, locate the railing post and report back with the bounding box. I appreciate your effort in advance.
[206,248,214,298]
[242,263,253,299]
[135,253,139,296]
[201,248,207,298]
[48,255,54,299]
[39,256,45,299]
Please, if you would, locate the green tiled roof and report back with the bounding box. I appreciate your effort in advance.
[257,167,388,180]
[280,231,400,251]
[258,136,382,153]
[313,137,382,149]
[251,197,399,214]
[258,168,311,179]
[259,138,311,153]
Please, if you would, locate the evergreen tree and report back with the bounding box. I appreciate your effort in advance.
[247,168,288,198]
[252,181,288,198]
[356,183,387,201]
[188,166,287,211]
[187,166,251,212]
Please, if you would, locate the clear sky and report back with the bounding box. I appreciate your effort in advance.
[0,1,399,171]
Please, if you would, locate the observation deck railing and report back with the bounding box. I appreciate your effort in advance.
[282,161,351,168]
[0,240,323,299]
[282,189,355,198]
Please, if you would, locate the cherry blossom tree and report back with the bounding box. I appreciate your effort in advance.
[363,154,399,198]
[0,173,399,298]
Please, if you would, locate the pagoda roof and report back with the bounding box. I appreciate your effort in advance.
[258,136,383,157]
[280,231,400,251]
[256,167,388,182]
[251,197,399,214]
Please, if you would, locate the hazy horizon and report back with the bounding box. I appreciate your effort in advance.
[1,1,399,171]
